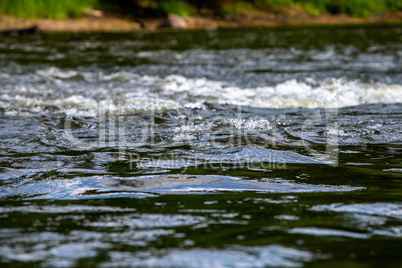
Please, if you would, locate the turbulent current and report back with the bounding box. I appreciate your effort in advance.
[0,25,401,267]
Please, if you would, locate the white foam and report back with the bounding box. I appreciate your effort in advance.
[1,69,401,115]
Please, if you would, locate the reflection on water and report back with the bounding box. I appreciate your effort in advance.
[0,25,402,267]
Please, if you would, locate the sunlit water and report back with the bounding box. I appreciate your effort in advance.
[0,25,401,267]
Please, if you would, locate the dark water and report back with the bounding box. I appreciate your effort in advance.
[0,25,401,267]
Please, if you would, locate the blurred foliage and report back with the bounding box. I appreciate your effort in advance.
[98,0,401,18]
[295,0,388,17]
[98,0,195,17]
[386,0,402,10]
[296,0,402,16]
[0,0,401,19]
[158,0,195,16]
[255,0,294,9]
[0,0,96,19]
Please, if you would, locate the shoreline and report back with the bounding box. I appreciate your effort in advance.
[1,10,401,33]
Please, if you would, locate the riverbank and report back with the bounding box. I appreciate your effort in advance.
[1,9,401,33]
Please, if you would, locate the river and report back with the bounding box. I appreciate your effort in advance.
[0,25,401,267]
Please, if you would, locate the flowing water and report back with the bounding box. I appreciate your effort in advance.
[0,25,401,267]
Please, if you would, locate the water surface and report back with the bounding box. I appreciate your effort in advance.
[0,25,402,267]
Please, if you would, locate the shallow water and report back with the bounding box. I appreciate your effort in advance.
[0,25,402,267]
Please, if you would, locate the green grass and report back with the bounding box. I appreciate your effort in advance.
[0,0,96,19]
